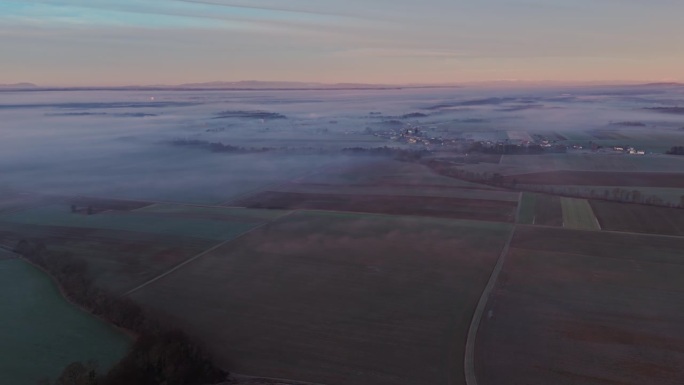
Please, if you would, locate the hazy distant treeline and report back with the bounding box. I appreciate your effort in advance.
[423,159,684,208]
[170,138,428,160]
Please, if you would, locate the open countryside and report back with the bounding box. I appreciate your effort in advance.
[1,83,684,384]
[130,211,512,385]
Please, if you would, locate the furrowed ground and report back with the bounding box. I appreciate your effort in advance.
[589,200,684,237]
[476,226,684,385]
[131,211,512,385]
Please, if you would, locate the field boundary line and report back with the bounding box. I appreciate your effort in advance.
[519,223,684,240]
[463,226,516,385]
[230,373,329,385]
[515,192,523,223]
[124,211,296,296]
[508,245,684,267]
[0,244,19,259]
[297,208,516,227]
[585,199,602,230]
[130,203,158,212]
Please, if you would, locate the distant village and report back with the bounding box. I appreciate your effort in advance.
[363,119,650,156]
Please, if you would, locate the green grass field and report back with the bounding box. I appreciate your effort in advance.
[132,210,512,385]
[560,197,601,230]
[517,193,536,224]
[533,194,563,226]
[0,255,130,385]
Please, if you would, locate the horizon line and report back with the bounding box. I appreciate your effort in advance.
[2,79,682,90]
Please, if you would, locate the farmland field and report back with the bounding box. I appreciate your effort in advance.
[0,204,290,292]
[517,193,536,224]
[131,211,513,385]
[503,171,684,188]
[3,83,684,385]
[589,200,684,236]
[269,183,519,201]
[233,191,518,222]
[518,185,684,206]
[0,222,216,293]
[560,198,600,230]
[500,154,684,173]
[0,204,265,240]
[0,255,130,385]
[476,226,684,385]
[299,159,497,189]
[533,194,563,226]
[134,204,291,222]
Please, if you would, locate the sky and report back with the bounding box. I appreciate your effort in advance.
[1,0,683,86]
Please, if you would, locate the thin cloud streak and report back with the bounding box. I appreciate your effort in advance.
[2,0,684,84]
[175,0,375,21]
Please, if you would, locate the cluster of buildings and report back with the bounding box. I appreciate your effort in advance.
[590,142,646,155]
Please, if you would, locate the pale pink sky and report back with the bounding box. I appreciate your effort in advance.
[1,0,683,86]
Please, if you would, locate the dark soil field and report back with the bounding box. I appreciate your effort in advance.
[589,200,684,236]
[504,171,684,188]
[131,211,513,385]
[476,226,684,385]
[233,191,518,222]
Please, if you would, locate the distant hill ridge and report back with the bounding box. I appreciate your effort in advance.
[0,83,37,88]
[638,82,683,87]
[172,80,397,89]
[0,81,407,91]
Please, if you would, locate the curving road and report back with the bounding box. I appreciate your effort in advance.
[463,192,521,385]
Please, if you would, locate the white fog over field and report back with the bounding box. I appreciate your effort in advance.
[1,85,683,204]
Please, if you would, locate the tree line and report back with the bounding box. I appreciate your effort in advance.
[423,159,684,209]
[341,146,429,161]
[15,240,226,385]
